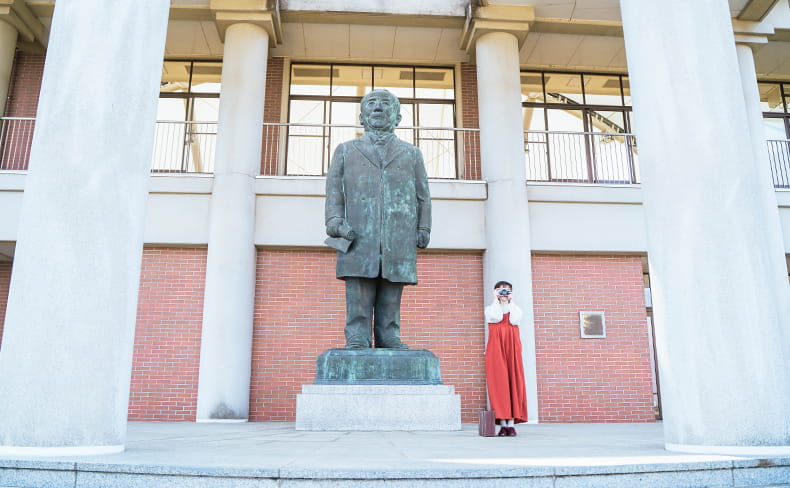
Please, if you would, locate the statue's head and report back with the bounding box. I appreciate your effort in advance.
[359,89,401,133]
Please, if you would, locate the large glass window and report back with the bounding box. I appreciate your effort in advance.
[759,82,790,138]
[286,63,456,178]
[155,61,221,173]
[522,71,638,184]
[758,81,790,187]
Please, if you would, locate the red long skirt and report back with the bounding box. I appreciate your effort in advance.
[485,312,528,423]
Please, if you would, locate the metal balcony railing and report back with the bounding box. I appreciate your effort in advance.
[768,139,790,188]
[277,123,471,179]
[0,117,35,171]
[525,129,641,184]
[2,116,787,190]
[152,120,217,173]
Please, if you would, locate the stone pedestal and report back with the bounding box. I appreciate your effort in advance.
[295,349,461,431]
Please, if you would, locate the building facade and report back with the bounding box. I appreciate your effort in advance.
[0,0,788,455]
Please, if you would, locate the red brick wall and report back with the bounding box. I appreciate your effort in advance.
[250,249,486,422]
[5,52,44,118]
[1,52,44,170]
[459,63,481,181]
[260,57,284,176]
[128,247,207,421]
[531,254,655,422]
[0,261,11,348]
[126,248,655,423]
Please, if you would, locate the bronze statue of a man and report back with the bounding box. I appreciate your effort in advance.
[325,89,432,349]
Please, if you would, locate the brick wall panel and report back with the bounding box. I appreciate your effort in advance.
[532,254,655,423]
[460,63,481,180]
[0,261,11,348]
[260,57,284,176]
[250,250,486,422]
[128,247,207,421]
[1,52,44,170]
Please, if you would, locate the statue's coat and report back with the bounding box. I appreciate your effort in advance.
[325,132,431,284]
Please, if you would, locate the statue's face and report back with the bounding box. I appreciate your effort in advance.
[360,91,401,132]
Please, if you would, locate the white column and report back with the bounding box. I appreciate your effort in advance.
[475,31,539,422]
[735,41,789,269]
[620,0,790,454]
[0,1,169,454]
[0,20,18,116]
[196,23,268,421]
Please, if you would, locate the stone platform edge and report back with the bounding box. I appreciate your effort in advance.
[1,456,789,488]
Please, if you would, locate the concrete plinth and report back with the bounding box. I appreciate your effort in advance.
[297,348,460,430]
[295,384,461,431]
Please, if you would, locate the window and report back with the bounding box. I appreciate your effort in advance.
[759,82,790,187]
[155,61,221,173]
[759,81,790,139]
[286,63,457,178]
[522,71,638,184]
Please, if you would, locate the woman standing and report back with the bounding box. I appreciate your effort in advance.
[485,280,528,436]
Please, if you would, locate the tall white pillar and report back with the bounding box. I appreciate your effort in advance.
[734,39,789,267]
[196,22,269,421]
[620,0,790,454]
[0,20,18,116]
[474,31,539,422]
[0,1,169,454]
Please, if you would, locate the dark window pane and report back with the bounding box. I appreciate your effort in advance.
[373,66,413,99]
[190,62,222,93]
[290,64,331,96]
[582,74,623,106]
[161,61,192,92]
[415,67,454,99]
[544,73,584,105]
[759,82,785,113]
[332,65,371,97]
[521,72,545,103]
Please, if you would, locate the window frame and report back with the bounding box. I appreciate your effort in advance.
[521,69,637,184]
[286,62,458,178]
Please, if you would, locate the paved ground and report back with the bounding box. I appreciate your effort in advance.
[1,422,789,487]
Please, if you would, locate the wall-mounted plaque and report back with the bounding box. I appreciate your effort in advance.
[579,311,606,338]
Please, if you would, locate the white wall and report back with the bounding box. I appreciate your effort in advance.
[280,0,467,16]
[0,173,24,242]
[6,174,790,256]
[528,184,647,252]
[773,191,790,255]
[254,177,487,249]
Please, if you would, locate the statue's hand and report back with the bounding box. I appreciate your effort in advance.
[327,217,355,240]
[326,217,345,237]
[417,229,431,248]
[338,222,356,241]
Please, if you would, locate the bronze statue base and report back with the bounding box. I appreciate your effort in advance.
[313,348,442,385]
